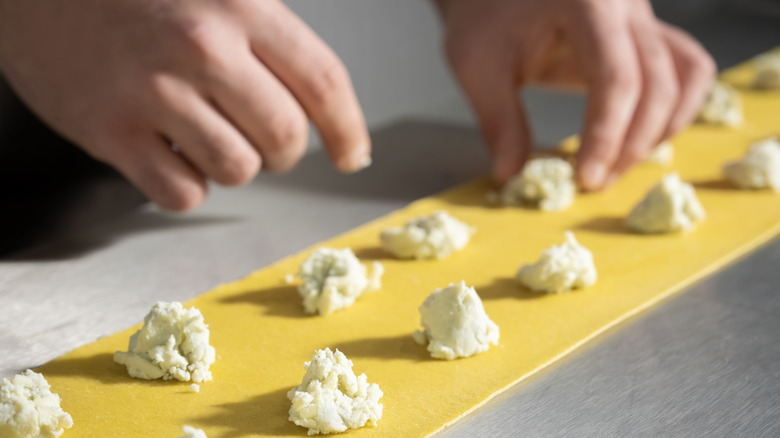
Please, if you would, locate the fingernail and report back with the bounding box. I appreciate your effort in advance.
[337,146,371,173]
[358,155,372,171]
[580,161,607,190]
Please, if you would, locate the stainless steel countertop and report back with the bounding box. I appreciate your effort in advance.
[2,3,780,433]
[1,119,778,437]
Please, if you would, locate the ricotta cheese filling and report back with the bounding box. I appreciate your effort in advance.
[0,370,73,438]
[645,141,674,166]
[497,157,576,211]
[413,281,500,360]
[625,173,706,234]
[723,137,780,191]
[697,81,743,127]
[516,231,597,294]
[179,425,207,438]
[380,211,474,260]
[753,53,780,90]
[288,348,383,435]
[297,248,383,316]
[113,301,216,383]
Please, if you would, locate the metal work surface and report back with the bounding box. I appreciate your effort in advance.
[1,120,779,437]
[439,233,780,437]
[2,2,780,434]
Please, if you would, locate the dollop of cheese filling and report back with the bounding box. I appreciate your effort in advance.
[0,370,73,438]
[413,281,500,360]
[516,231,597,294]
[113,301,216,383]
[497,157,576,211]
[297,248,383,316]
[380,211,474,260]
[625,173,706,234]
[288,348,383,435]
[697,81,743,127]
[724,137,780,191]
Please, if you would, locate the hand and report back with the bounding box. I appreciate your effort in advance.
[436,0,716,190]
[0,0,370,211]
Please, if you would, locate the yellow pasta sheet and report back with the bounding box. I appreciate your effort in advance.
[39,55,780,437]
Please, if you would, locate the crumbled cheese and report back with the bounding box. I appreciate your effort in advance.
[190,384,200,393]
[516,232,597,294]
[753,53,780,90]
[645,141,674,166]
[288,348,383,435]
[380,211,474,260]
[284,273,296,285]
[413,281,500,360]
[697,81,743,126]
[179,425,207,438]
[0,370,73,438]
[625,173,706,233]
[113,301,216,383]
[723,137,780,191]
[297,248,383,316]
[498,157,576,211]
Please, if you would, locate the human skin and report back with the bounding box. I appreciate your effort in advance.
[0,0,370,211]
[435,0,716,190]
[0,0,715,210]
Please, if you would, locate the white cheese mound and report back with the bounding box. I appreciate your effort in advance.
[625,173,706,234]
[297,248,383,316]
[516,232,597,294]
[723,137,780,191]
[498,157,575,211]
[412,281,500,360]
[697,81,743,127]
[753,53,780,90]
[113,301,216,383]
[288,348,383,435]
[380,211,474,260]
[645,141,674,166]
[179,425,207,438]
[0,370,73,438]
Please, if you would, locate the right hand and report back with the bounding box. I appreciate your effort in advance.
[436,0,716,190]
[0,0,370,211]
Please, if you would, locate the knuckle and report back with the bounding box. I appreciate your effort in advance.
[179,20,230,74]
[145,167,207,212]
[586,126,621,160]
[649,70,679,107]
[603,66,640,97]
[163,185,206,212]
[306,57,349,105]
[217,151,261,186]
[204,138,261,186]
[147,73,175,100]
[266,112,308,152]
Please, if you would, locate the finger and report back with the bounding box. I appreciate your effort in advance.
[102,133,208,212]
[567,0,641,190]
[447,36,532,184]
[611,14,679,176]
[242,0,370,172]
[659,23,717,139]
[207,51,309,173]
[154,75,261,186]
